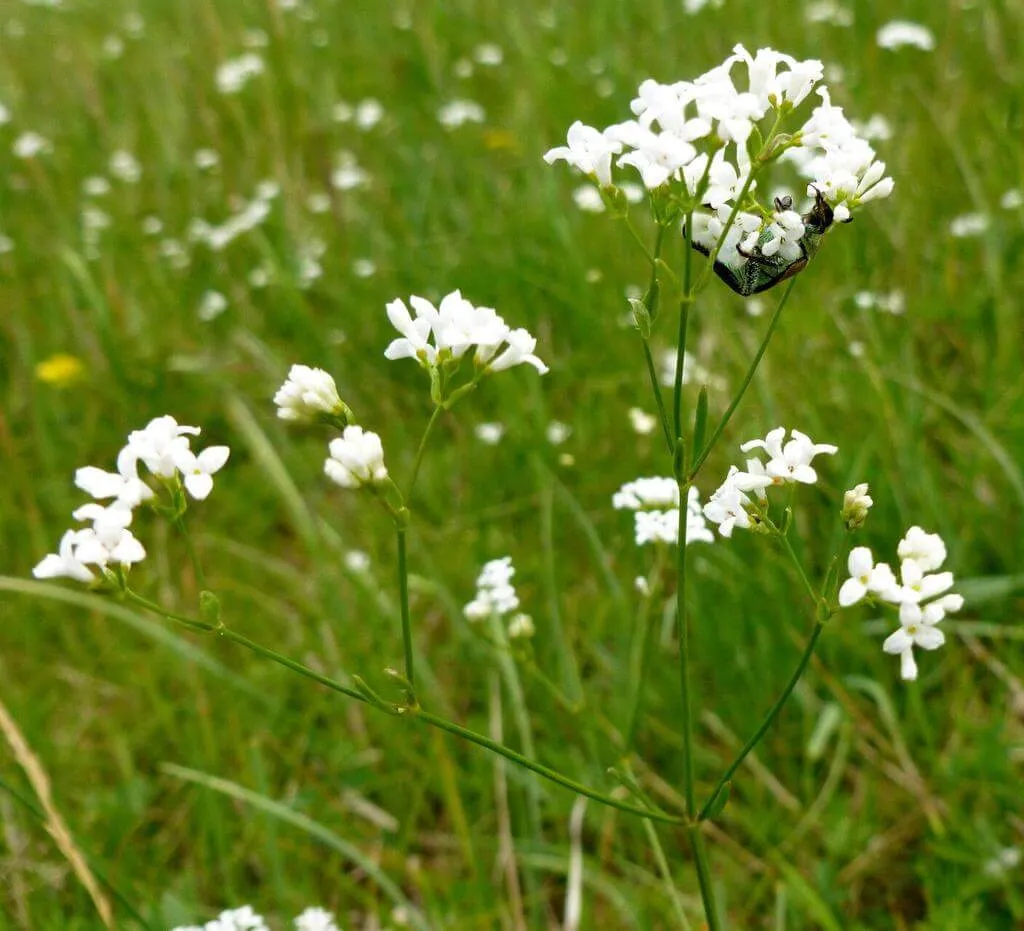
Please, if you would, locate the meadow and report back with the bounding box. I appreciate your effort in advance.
[1,0,1023,928]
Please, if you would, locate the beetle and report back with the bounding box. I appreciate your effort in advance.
[689,188,835,296]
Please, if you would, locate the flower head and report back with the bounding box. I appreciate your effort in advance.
[274,364,349,424]
[842,482,873,530]
[324,426,388,489]
[465,556,521,620]
[543,121,622,187]
[740,427,837,485]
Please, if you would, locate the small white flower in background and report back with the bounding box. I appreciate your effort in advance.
[613,476,678,510]
[108,149,141,183]
[740,427,838,486]
[343,549,370,574]
[465,556,520,621]
[853,290,905,314]
[842,482,873,529]
[572,185,605,213]
[198,290,228,322]
[876,20,936,51]
[852,114,893,142]
[473,42,503,66]
[331,151,369,191]
[545,421,571,445]
[141,216,163,236]
[805,1,853,26]
[293,906,341,931]
[683,0,724,12]
[437,99,486,129]
[1001,189,1023,210]
[32,530,96,583]
[474,422,505,445]
[0,234,14,254]
[325,426,388,489]
[216,53,265,94]
[628,407,657,436]
[634,508,680,545]
[453,57,473,79]
[83,176,111,197]
[543,121,623,188]
[13,131,52,159]
[507,613,535,639]
[194,148,220,170]
[274,364,346,423]
[657,348,723,391]
[352,258,376,278]
[949,212,989,238]
[354,98,384,130]
[331,101,353,122]
[305,191,331,214]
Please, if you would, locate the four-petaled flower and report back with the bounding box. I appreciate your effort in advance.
[543,121,622,187]
[740,427,838,485]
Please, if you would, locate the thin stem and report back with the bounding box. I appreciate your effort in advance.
[396,525,415,692]
[687,825,722,930]
[413,708,685,824]
[405,404,443,500]
[622,564,664,756]
[689,278,796,479]
[173,515,205,591]
[642,339,674,454]
[125,592,685,824]
[644,816,692,931]
[674,487,696,817]
[779,530,818,606]
[672,213,693,445]
[699,621,824,821]
[625,215,656,265]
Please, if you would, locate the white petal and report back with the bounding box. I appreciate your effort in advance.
[838,577,867,607]
[914,626,945,651]
[184,472,214,500]
[883,628,913,654]
[196,445,230,474]
[899,649,918,681]
[848,546,873,577]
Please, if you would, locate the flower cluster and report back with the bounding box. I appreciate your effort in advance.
[839,527,963,681]
[613,477,714,546]
[273,364,350,425]
[544,44,893,288]
[703,427,837,537]
[33,416,229,584]
[385,291,548,383]
[463,557,534,638]
[325,426,389,489]
[173,904,340,931]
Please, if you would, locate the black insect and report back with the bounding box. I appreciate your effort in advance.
[689,188,835,296]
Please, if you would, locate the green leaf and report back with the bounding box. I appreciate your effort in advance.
[704,781,731,819]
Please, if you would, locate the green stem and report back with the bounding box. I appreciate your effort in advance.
[622,566,663,756]
[414,707,684,823]
[642,339,674,454]
[405,404,443,500]
[779,530,819,606]
[173,515,205,591]
[673,213,693,445]
[699,621,824,822]
[689,278,796,480]
[125,592,684,824]
[674,473,696,818]
[687,825,722,930]
[396,525,415,693]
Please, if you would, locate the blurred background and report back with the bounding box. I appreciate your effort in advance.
[0,0,1022,928]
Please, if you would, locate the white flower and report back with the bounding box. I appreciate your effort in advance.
[628,407,658,435]
[32,530,96,583]
[838,547,901,606]
[473,43,503,66]
[507,613,535,639]
[703,467,762,537]
[384,297,438,366]
[613,476,678,510]
[174,445,231,500]
[274,364,346,423]
[896,526,947,572]
[216,53,265,94]
[949,213,989,238]
[1001,189,1024,210]
[109,150,141,183]
[344,549,370,573]
[354,98,384,130]
[75,464,154,508]
[325,426,388,488]
[13,131,52,159]
[609,121,698,189]
[119,415,201,479]
[293,906,340,931]
[740,427,837,485]
[877,21,935,51]
[546,421,571,445]
[198,290,228,322]
[634,509,680,545]
[72,525,147,570]
[331,151,369,191]
[572,185,605,212]
[842,482,873,529]
[896,558,954,605]
[465,556,520,620]
[756,209,805,262]
[437,99,485,128]
[543,121,623,187]
[474,422,505,445]
[483,327,549,374]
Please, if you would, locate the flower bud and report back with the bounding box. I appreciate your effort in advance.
[842,482,873,530]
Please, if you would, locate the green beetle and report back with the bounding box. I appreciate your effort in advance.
[690,188,835,296]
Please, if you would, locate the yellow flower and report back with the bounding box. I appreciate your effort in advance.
[482,129,519,153]
[35,353,86,387]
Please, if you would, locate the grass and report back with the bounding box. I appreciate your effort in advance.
[1,0,1023,928]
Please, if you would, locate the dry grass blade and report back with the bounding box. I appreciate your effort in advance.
[0,694,114,929]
